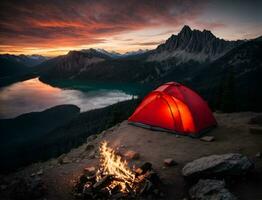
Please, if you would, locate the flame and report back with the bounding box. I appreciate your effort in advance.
[96,141,136,193]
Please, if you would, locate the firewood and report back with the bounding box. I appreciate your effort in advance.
[140,180,153,195]
[93,175,114,190]
[136,162,152,175]
[145,171,160,186]
[111,184,121,194]
[82,182,93,196]
[125,182,135,195]
[86,174,96,183]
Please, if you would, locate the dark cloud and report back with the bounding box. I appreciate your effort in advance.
[0,0,206,50]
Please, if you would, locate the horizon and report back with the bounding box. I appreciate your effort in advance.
[0,0,261,56]
[1,25,259,58]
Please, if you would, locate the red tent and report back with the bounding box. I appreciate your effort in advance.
[128,82,217,137]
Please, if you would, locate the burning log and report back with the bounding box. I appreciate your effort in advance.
[93,175,114,190]
[73,141,164,199]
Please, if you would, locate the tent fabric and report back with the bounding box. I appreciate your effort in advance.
[128,82,217,136]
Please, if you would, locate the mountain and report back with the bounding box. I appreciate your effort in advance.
[0,54,47,67]
[38,46,160,83]
[95,48,149,58]
[38,26,261,111]
[0,104,80,172]
[148,25,242,63]
[0,54,48,86]
[38,48,112,79]
[0,54,47,80]
[39,26,244,83]
[0,56,28,78]
[95,49,122,58]
[122,49,149,57]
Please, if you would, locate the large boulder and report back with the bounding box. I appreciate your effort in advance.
[182,153,253,180]
[189,179,237,200]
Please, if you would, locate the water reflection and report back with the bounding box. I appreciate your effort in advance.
[0,78,135,119]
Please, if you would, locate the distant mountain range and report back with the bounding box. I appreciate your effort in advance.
[95,48,149,58]
[38,25,251,82]
[1,25,261,111]
[0,54,47,79]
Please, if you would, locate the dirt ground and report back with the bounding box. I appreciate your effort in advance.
[1,112,262,200]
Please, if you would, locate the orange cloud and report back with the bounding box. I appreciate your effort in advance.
[0,0,209,55]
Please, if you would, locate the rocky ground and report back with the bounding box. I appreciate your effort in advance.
[0,112,262,200]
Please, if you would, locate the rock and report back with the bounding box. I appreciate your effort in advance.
[164,158,177,166]
[49,159,58,166]
[200,136,215,142]
[249,126,262,134]
[182,153,253,179]
[85,143,95,151]
[124,150,140,160]
[189,179,237,200]
[30,173,36,177]
[84,166,96,175]
[57,154,67,164]
[61,157,71,164]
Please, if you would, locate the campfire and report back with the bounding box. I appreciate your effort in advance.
[74,141,163,199]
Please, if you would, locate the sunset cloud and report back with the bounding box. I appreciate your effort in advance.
[0,0,261,55]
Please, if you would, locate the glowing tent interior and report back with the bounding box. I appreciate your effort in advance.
[128,82,217,137]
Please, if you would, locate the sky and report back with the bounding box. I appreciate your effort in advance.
[0,0,261,56]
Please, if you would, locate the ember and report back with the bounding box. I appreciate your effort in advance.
[73,141,163,199]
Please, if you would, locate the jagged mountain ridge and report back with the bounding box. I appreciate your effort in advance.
[148,25,243,63]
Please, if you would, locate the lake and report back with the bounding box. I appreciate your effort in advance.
[0,78,143,119]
